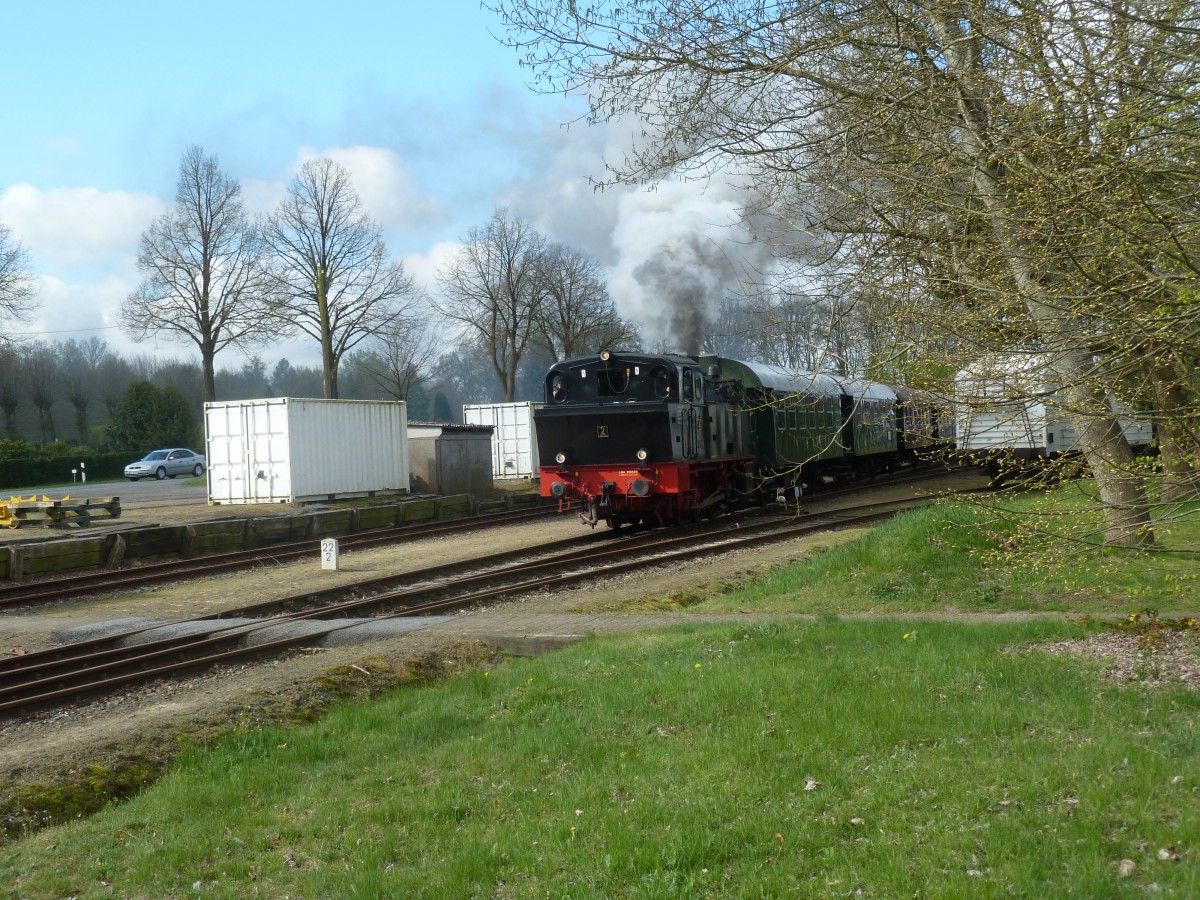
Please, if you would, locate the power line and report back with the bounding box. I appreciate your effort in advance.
[7,324,122,337]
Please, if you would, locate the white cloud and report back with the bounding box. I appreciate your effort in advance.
[468,109,784,354]
[15,274,142,353]
[496,115,623,264]
[239,178,287,218]
[0,183,163,269]
[402,240,461,298]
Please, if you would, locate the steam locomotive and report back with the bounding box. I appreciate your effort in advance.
[534,350,943,528]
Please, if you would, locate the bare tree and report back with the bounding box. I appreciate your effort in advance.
[57,337,108,444]
[23,342,58,444]
[95,352,135,418]
[121,146,271,402]
[534,242,640,359]
[436,209,548,401]
[348,312,440,402]
[429,342,507,410]
[0,221,37,329]
[263,157,419,399]
[490,0,1200,546]
[0,346,22,439]
[708,287,872,375]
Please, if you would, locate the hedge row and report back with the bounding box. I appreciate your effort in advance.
[0,452,134,491]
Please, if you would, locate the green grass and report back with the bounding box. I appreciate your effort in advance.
[2,486,1198,896]
[2,619,1197,897]
[697,490,1200,615]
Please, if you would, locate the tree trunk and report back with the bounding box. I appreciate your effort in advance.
[932,13,1155,547]
[1060,379,1155,546]
[1,404,17,440]
[202,352,217,405]
[1147,357,1200,504]
[73,403,89,444]
[317,268,337,399]
[37,406,54,444]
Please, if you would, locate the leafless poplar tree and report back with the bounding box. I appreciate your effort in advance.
[264,158,419,399]
[435,209,548,401]
[0,346,23,439]
[491,0,1200,546]
[57,337,108,443]
[23,341,58,444]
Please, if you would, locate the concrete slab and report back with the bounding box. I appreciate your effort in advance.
[52,615,455,649]
[55,617,166,644]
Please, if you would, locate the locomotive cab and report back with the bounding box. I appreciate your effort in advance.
[535,351,756,527]
[543,352,685,408]
[537,353,690,473]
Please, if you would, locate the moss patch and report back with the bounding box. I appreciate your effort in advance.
[3,760,160,841]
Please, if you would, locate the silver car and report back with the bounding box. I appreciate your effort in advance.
[124,448,207,481]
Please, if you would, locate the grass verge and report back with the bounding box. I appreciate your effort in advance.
[1,618,1196,897]
[695,489,1200,615]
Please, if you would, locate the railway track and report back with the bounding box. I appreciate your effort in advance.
[0,465,971,612]
[0,503,556,610]
[0,491,966,717]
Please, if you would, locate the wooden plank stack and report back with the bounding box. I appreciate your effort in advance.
[0,495,122,529]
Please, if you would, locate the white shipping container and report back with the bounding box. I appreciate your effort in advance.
[956,356,1149,457]
[205,398,409,504]
[462,402,543,479]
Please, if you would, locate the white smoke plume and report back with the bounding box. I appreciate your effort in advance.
[608,179,770,355]
[491,112,791,358]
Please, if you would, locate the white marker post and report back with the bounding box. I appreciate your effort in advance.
[320,538,340,571]
[80,461,87,484]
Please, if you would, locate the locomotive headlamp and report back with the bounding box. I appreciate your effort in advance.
[555,451,567,465]
[600,350,612,361]
[636,447,649,462]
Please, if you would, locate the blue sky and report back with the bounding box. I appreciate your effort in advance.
[1,1,759,368]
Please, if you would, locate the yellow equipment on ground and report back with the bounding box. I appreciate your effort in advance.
[0,496,119,529]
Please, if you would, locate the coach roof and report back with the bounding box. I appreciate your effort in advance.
[703,356,843,399]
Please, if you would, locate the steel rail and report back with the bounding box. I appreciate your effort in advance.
[1,514,806,705]
[0,494,960,716]
[0,504,555,610]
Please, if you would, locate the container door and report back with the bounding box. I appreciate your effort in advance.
[247,401,291,502]
[497,405,520,478]
[497,403,538,478]
[205,403,248,504]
